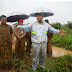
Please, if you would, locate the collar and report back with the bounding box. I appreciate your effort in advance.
[1,24,8,27]
[37,20,46,25]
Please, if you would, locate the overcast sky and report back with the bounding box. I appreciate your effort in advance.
[0,0,72,24]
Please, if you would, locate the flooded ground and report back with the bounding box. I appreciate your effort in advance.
[13,37,72,57]
[52,46,72,57]
[12,44,72,57]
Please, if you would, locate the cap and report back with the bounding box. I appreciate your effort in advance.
[18,19,23,22]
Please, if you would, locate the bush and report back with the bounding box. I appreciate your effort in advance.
[51,23,72,51]
[46,54,72,72]
[68,22,72,29]
[52,22,62,29]
[51,34,72,51]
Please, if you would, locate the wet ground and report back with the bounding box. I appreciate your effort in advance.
[52,46,72,57]
[12,44,72,57]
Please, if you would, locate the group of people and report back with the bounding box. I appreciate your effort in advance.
[0,14,65,71]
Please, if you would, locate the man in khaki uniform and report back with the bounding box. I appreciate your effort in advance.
[45,20,53,56]
[0,15,13,69]
[26,31,32,53]
[14,19,26,59]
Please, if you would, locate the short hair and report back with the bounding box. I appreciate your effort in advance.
[36,13,43,17]
[45,19,49,23]
[1,15,6,19]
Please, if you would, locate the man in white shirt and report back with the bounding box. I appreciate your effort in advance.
[16,13,65,71]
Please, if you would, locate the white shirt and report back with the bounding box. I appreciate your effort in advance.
[19,21,60,43]
[17,25,24,34]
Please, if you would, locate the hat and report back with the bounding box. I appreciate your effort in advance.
[18,19,23,22]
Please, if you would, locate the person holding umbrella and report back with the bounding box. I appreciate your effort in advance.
[7,12,29,58]
[14,19,26,59]
[16,13,65,71]
[45,19,53,56]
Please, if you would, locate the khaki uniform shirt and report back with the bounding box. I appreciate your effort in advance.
[16,25,25,37]
[0,24,13,46]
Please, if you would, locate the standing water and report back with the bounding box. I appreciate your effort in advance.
[52,46,72,57]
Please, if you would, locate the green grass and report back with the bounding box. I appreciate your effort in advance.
[1,52,72,72]
[29,54,72,72]
[4,54,71,72]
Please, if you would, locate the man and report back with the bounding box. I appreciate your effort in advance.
[0,15,13,69]
[14,19,26,59]
[45,19,53,56]
[25,23,32,53]
[16,13,65,71]
[25,31,32,53]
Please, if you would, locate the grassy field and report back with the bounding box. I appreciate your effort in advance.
[1,54,72,72]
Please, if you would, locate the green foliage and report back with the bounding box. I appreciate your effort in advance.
[29,55,72,72]
[13,33,16,37]
[62,24,72,36]
[46,54,72,72]
[51,34,72,51]
[52,22,62,29]
[51,23,72,51]
[13,58,26,69]
[68,22,72,29]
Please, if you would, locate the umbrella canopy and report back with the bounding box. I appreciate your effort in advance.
[30,8,54,17]
[7,11,29,22]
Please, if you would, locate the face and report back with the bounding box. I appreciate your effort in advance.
[36,15,43,22]
[18,21,23,25]
[1,17,7,25]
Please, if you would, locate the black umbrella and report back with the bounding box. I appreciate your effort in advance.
[30,12,54,17]
[7,14,29,22]
[7,11,29,22]
[30,8,54,17]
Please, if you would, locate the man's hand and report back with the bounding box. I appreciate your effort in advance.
[17,27,20,30]
[18,36,23,41]
[59,30,66,36]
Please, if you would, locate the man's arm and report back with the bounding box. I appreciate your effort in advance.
[11,33,13,44]
[14,28,20,38]
[10,26,13,44]
[18,32,26,40]
[48,24,66,36]
[17,24,32,33]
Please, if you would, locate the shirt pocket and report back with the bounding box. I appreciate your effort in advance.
[7,28,10,34]
[0,29,5,45]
